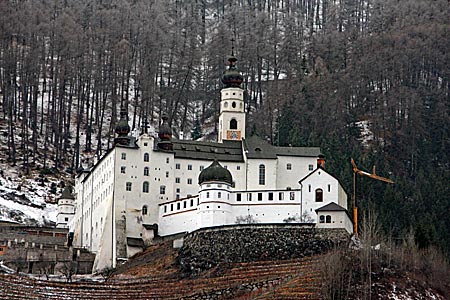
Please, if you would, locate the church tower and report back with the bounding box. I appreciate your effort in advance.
[218,52,245,143]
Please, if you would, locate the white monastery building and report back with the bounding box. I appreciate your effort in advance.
[69,53,353,272]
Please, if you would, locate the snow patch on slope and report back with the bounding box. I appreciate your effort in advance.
[0,175,57,225]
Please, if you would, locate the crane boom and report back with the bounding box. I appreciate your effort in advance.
[351,158,394,236]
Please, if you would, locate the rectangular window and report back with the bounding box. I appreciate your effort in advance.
[164,206,167,213]
[200,166,204,171]
[160,186,166,194]
[176,194,180,200]
[190,199,194,207]
[121,153,126,160]
[188,164,192,170]
[237,166,240,170]
[206,192,210,198]
[237,193,242,201]
[309,164,314,171]
[176,188,180,193]
[248,193,252,201]
[166,157,170,164]
[258,193,263,201]
[144,142,148,146]
[175,177,180,183]
[290,192,295,200]
[177,203,180,210]
[126,182,132,191]
[170,204,174,211]
[187,178,192,185]
[121,166,126,174]
[268,192,273,200]
[176,163,181,169]
[308,185,311,192]
[279,192,284,200]
[183,201,187,208]
[328,184,331,192]
[287,163,292,170]
[218,192,222,198]
[166,171,169,178]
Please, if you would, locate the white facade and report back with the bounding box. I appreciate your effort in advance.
[71,65,353,273]
[218,87,246,142]
[56,189,75,229]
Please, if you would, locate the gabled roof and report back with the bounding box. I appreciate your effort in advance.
[172,139,244,162]
[243,135,277,159]
[298,167,347,195]
[243,135,321,159]
[276,146,321,157]
[315,202,346,212]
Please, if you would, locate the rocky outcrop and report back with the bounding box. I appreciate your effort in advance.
[178,224,350,276]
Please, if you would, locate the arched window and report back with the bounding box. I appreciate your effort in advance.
[315,189,323,202]
[224,102,228,108]
[326,215,332,223]
[144,167,149,176]
[319,215,325,223]
[259,164,265,185]
[230,119,237,130]
[144,153,149,162]
[142,205,148,215]
[143,181,149,193]
[232,101,236,108]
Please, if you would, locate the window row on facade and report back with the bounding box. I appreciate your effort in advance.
[162,198,198,214]
[235,191,296,201]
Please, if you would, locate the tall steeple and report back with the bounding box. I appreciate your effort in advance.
[218,44,246,143]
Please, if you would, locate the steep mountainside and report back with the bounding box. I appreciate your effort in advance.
[0,0,449,254]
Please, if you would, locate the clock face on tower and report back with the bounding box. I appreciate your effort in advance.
[227,130,241,140]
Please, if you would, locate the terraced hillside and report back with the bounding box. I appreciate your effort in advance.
[0,255,324,299]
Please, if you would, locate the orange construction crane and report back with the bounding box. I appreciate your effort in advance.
[351,158,394,236]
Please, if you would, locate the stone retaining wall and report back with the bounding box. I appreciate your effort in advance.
[178,224,349,275]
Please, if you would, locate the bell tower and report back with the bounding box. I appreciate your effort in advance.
[218,49,245,143]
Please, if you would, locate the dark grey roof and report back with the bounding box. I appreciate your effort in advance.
[199,160,233,185]
[244,135,321,159]
[243,135,277,159]
[315,202,346,212]
[126,237,144,247]
[172,139,244,162]
[60,186,75,200]
[276,146,321,157]
[115,136,138,149]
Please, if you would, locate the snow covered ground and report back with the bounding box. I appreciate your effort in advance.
[0,174,57,225]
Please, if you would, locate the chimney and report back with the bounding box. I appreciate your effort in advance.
[317,154,325,169]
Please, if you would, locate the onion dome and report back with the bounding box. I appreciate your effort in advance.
[115,108,130,136]
[60,185,75,200]
[158,114,172,141]
[221,55,243,88]
[198,160,233,185]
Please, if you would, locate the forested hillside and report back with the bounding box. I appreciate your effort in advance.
[0,0,449,253]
